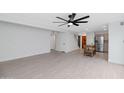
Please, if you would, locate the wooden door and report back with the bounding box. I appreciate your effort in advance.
[82,36,86,48]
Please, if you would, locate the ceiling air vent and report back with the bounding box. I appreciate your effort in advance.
[120,22,124,26]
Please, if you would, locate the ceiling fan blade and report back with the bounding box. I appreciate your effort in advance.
[72,13,76,19]
[69,13,76,21]
[56,17,68,22]
[73,23,79,26]
[58,23,68,27]
[75,21,88,23]
[74,15,90,22]
[53,22,67,23]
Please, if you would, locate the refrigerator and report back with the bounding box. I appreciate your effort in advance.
[95,35,104,52]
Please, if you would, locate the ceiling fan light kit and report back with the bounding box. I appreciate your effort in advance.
[53,13,90,27]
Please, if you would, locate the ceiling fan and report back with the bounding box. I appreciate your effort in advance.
[53,13,90,27]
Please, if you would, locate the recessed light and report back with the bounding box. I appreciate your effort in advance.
[103,25,107,28]
[104,28,107,30]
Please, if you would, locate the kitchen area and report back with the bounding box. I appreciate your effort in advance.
[78,31,108,54]
[95,31,108,53]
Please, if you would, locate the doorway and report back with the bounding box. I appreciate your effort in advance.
[82,36,86,48]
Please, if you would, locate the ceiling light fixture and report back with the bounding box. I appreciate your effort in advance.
[54,13,90,27]
[68,23,73,26]
[103,25,108,28]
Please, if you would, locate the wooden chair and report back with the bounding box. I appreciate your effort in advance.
[84,45,96,57]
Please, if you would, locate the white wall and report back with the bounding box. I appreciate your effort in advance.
[66,32,79,52]
[50,32,56,50]
[55,32,67,52]
[109,21,124,64]
[0,21,51,62]
[55,32,79,53]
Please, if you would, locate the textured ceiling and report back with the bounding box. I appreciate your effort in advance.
[0,13,124,32]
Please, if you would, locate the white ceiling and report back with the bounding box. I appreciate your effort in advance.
[0,13,124,32]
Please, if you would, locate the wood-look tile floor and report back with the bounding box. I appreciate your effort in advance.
[0,50,124,79]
